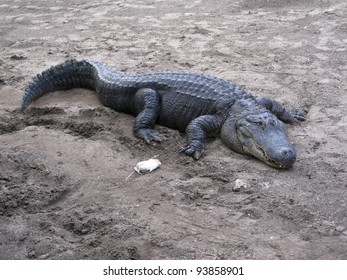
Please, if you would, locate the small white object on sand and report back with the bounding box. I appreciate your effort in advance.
[134,158,161,174]
[233,179,248,192]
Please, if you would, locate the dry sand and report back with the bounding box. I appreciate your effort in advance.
[0,0,346,259]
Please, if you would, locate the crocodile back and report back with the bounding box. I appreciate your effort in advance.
[87,60,244,130]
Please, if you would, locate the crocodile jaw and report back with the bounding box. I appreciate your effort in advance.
[241,139,295,169]
[236,121,296,169]
[221,113,297,169]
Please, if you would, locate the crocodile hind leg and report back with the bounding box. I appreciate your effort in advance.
[180,115,223,160]
[133,88,166,143]
[256,97,305,123]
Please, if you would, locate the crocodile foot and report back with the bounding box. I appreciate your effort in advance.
[135,128,166,143]
[283,110,305,123]
[179,144,203,160]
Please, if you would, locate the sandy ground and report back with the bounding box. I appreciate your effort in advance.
[0,0,346,260]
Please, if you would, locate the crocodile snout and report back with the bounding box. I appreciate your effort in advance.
[278,147,296,168]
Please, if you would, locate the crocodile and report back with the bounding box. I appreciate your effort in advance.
[21,59,305,168]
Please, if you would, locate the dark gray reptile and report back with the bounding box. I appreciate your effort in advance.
[21,59,305,168]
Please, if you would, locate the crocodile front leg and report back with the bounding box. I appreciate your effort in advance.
[133,88,166,143]
[256,97,305,123]
[181,115,223,160]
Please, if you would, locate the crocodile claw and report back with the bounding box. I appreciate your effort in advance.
[135,128,166,143]
[282,110,305,123]
[179,145,202,160]
[293,112,305,122]
[288,111,305,123]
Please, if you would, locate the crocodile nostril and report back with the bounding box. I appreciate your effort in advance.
[281,148,295,160]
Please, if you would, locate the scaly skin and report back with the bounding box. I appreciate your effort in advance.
[21,59,305,168]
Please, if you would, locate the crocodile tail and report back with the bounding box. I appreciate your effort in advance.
[21,59,95,111]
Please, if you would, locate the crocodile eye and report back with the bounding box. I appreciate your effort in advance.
[257,120,265,128]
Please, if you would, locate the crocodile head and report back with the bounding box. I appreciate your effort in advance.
[221,111,296,168]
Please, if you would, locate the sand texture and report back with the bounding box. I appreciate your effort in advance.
[0,0,346,259]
